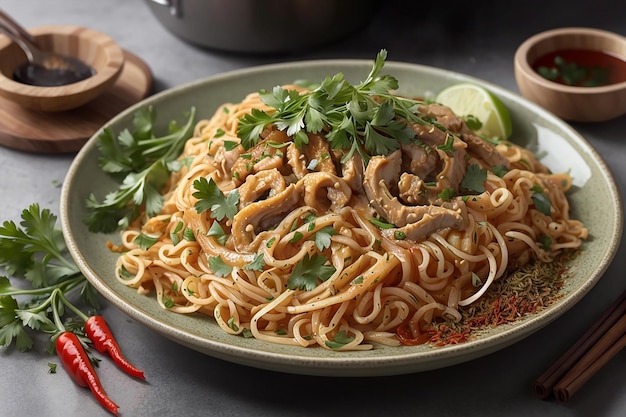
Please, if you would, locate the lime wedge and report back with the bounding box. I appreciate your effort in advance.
[435,83,512,139]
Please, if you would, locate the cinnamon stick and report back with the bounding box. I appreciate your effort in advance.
[532,290,626,399]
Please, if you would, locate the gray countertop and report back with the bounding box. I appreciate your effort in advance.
[1,1,625,416]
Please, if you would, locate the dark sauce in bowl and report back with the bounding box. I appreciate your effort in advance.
[13,57,95,87]
[533,49,626,87]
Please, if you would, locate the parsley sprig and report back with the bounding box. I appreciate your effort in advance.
[192,177,240,221]
[85,106,196,233]
[238,50,432,164]
[0,204,99,351]
[287,254,336,291]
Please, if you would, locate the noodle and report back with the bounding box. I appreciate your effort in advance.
[112,84,587,350]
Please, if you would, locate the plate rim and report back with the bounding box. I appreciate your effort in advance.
[60,58,623,376]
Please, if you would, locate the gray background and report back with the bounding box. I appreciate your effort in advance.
[0,1,624,416]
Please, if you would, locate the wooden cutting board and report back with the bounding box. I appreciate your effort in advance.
[0,49,153,153]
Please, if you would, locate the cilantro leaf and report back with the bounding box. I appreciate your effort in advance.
[531,184,552,216]
[238,108,277,149]
[287,254,336,291]
[236,49,438,165]
[85,107,196,233]
[207,222,229,246]
[133,233,160,250]
[244,254,265,271]
[192,177,240,221]
[209,256,233,277]
[437,134,456,152]
[0,205,79,287]
[314,226,336,251]
[461,164,487,193]
[492,164,509,177]
[438,188,455,201]
[325,330,355,349]
[463,114,483,131]
[369,217,395,229]
[538,234,553,251]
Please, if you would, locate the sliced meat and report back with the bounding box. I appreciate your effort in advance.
[237,168,286,207]
[299,172,352,213]
[401,143,437,179]
[285,143,308,180]
[231,129,290,184]
[231,184,300,251]
[462,133,511,169]
[363,151,465,241]
[420,103,510,169]
[340,153,364,193]
[302,133,336,174]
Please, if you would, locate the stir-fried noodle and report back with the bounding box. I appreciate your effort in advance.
[112,84,587,350]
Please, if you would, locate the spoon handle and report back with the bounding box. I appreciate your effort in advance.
[0,8,37,45]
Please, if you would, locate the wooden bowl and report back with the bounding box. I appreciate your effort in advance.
[514,27,626,122]
[0,25,124,112]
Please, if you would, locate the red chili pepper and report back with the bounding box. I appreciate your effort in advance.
[85,315,145,380]
[56,332,119,416]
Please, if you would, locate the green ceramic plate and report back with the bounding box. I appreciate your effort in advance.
[60,59,622,376]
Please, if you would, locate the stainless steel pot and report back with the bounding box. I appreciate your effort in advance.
[145,0,377,54]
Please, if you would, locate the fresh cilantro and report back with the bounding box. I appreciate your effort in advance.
[289,231,304,243]
[192,177,240,221]
[222,140,238,150]
[207,222,229,246]
[314,226,336,251]
[183,228,196,242]
[287,254,336,291]
[162,295,175,308]
[531,184,552,216]
[461,164,487,193]
[0,205,80,288]
[325,330,355,349]
[168,221,183,245]
[538,235,553,251]
[133,233,160,250]
[438,188,455,201]
[237,50,438,164]
[492,164,509,177]
[244,254,265,271]
[351,276,364,285]
[85,107,196,233]
[436,134,456,152]
[369,217,395,229]
[47,362,57,374]
[463,114,483,131]
[394,230,406,240]
[208,256,233,277]
[238,108,277,149]
[0,205,100,352]
[227,317,239,332]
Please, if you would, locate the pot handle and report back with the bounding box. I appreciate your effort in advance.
[147,0,182,17]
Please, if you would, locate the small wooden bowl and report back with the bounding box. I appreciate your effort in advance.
[514,27,626,122]
[0,25,124,112]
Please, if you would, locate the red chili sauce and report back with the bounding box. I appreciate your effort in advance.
[532,49,626,87]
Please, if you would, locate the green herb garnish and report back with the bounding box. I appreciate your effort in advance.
[237,50,438,164]
[85,107,196,233]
